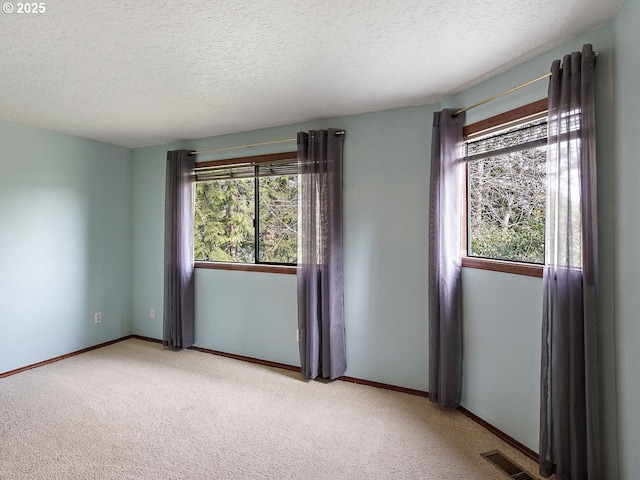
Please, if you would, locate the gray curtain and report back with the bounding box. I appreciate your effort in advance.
[163,149,196,349]
[428,109,465,409]
[539,44,602,479]
[297,129,346,380]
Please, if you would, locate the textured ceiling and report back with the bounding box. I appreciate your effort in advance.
[0,0,623,148]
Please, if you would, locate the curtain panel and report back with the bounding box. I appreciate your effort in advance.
[297,129,346,380]
[539,44,602,479]
[163,149,196,349]
[428,109,465,409]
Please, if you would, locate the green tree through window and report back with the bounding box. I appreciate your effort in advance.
[194,171,297,264]
[194,178,255,263]
[258,175,298,263]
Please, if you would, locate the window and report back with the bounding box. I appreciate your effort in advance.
[193,152,298,270]
[463,99,547,276]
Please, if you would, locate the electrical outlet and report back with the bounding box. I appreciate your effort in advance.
[94,312,102,324]
[150,308,156,319]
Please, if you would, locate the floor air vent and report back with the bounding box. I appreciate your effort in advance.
[481,450,536,480]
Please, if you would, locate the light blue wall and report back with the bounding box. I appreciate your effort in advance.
[132,105,436,390]
[0,119,133,374]
[131,141,168,341]
[195,270,298,366]
[612,0,640,478]
[461,269,542,451]
[444,23,619,474]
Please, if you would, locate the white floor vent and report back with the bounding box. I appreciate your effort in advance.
[481,450,536,480]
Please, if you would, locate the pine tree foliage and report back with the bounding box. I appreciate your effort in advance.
[194,178,254,262]
[259,175,298,263]
[194,175,298,264]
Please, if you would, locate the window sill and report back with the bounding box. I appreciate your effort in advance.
[461,257,543,278]
[194,261,297,275]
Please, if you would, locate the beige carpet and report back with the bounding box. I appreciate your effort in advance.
[0,339,542,479]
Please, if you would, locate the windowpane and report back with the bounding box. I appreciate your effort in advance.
[467,119,547,264]
[194,178,255,262]
[258,175,298,264]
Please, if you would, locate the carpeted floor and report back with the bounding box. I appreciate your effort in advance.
[0,339,542,479]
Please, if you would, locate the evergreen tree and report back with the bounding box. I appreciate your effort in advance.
[259,175,297,263]
[194,178,254,262]
[194,175,298,264]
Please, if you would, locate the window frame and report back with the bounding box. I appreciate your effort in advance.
[461,99,548,278]
[193,151,298,275]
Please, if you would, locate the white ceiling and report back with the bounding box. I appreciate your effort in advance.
[0,0,623,148]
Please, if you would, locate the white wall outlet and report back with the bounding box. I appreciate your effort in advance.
[94,312,102,324]
[150,308,156,319]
